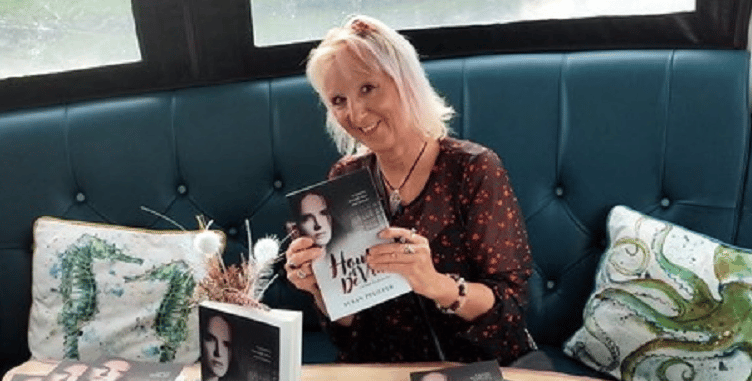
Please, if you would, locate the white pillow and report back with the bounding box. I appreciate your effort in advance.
[564,205,752,380]
[29,217,225,364]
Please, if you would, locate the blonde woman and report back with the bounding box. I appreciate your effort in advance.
[286,15,534,365]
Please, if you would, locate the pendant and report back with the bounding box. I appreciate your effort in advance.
[389,190,402,213]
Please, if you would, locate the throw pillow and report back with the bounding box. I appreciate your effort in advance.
[28,217,225,364]
[564,205,752,381]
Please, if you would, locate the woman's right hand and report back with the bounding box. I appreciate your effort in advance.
[284,236,324,296]
[285,236,355,326]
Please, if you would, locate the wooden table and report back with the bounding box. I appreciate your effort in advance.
[296,362,609,381]
[4,360,609,381]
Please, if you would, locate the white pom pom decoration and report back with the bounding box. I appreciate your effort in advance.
[253,236,280,265]
[194,230,223,256]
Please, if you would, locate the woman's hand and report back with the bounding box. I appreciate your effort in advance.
[285,236,323,296]
[285,236,355,326]
[367,226,496,320]
[366,227,444,299]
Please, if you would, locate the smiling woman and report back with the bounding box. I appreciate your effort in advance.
[283,15,538,366]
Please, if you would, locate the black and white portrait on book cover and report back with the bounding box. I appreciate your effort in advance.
[287,167,412,321]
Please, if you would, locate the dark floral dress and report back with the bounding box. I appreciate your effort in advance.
[321,137,534,365]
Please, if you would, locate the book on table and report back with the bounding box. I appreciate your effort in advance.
[19,356,183,381]
[198,300,302,381]
[409,360,505,381]
[286,167,412,321]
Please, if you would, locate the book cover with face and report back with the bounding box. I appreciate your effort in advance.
[287,167,411,321]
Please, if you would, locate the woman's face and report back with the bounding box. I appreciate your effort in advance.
[322,46,409,153]
[299,193,332,247]
[203,316,232,378]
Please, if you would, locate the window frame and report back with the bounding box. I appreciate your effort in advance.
[0,0,749,113]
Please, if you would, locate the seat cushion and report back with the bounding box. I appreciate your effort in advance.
[511,346,616,380]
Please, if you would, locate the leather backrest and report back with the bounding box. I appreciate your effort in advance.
[0,50,748,371]
[424,50,750,345]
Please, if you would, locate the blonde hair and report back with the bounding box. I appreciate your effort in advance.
[306,15,454,155]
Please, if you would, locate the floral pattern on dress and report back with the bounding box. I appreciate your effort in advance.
[321,137,534,365]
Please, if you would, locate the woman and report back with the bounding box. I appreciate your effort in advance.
[288,190,339,281]
[201,312,234,381]
[294,191,335,248]
[285,15,534,365]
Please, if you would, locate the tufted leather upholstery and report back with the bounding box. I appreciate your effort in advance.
[0,50,749,377]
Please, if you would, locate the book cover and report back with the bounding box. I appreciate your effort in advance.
[11,375,45,381]
[409,361,505,381]
[10,374,44,381]
[198,300,302,381]
[43,357,183,381]
[286,167,412,321]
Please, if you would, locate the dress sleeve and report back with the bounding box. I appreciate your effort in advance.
[455,149,534,361]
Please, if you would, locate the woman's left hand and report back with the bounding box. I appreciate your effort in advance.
[366,227,442,298]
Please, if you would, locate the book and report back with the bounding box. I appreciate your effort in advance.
[409,361,505,381]
[198,300,302,381]
[41,357,183,381]
[286,167,412,321]
[11,375,45,381]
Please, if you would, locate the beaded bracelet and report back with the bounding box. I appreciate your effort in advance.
[436,274,467,314]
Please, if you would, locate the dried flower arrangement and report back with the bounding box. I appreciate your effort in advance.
[141,207,287,310]
[193,219,287,309]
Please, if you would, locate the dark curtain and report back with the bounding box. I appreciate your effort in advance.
[1,0,750,113]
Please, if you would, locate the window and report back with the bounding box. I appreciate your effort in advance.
[251,0,695,47]
[1,0,746,114]
[0,0,140,80]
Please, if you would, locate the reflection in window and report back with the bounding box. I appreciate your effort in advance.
[251,0,695,47]
[0,0,140,80]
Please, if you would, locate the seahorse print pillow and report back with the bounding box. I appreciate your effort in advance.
[28,217,225,364]
[564,205,752,381]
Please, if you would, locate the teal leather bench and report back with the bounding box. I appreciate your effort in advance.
[1,49,749,378]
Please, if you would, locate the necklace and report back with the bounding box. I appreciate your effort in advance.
[381,140,428,213]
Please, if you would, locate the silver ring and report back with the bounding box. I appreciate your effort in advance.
[296,269,306,279]
[410,228,417,240]
[404,244,415,254]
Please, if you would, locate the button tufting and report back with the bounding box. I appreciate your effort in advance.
[177,184,188,195]
[555,187,564,197]
[75,192,86,203]
[660,198,670,208]
[273,180,283,190]
[228,227,238,236]
[546,280,556,290]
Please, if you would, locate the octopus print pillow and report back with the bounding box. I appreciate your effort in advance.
[28,217,225,364]
[564,205,752,381]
